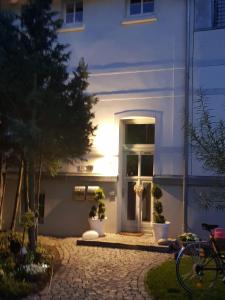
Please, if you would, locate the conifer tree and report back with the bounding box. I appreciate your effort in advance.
[0,1,97,251]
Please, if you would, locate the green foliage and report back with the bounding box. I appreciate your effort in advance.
[4,256,16,273]
[178,232,199,242]
[94,188,105,202]
[89,205,97,218]
[154,201,163,215]
[190,94,225,174]
[89,188,106,220]
[152,184,163,199]
[0,0,98,251]
[23,250,35,266]
[9,238,21,257]
[35,246,52,265]
[0,231,53,298]
[0,232,10,254]
[0,275,32,299]
[154,213,166,224]
[152,185,166,223]
[98,201,106,220]
[20,211,35,230]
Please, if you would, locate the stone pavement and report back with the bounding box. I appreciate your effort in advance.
[26,236,172,300]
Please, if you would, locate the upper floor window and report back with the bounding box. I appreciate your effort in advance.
[125,124,155,144]
[128,0,154,16]
[214,0,225,28]
[65,0,83,24]
[195,0,225,30]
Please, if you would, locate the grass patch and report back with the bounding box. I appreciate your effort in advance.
[145,259,225,300]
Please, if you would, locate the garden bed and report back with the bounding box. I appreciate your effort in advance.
[0,232,61,299]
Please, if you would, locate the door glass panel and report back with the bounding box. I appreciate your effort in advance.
[126,155,138,176]
[142,182,151,221]
[127,182,136,220]
[141,155,153,176]
[125,124,155,144]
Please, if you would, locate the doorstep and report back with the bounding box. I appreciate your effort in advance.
[76,233,170,253]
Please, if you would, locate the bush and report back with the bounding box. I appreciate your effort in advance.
[35,246,52,265]
[4,256,16,273]
[0,275,32,299]
[0,232,53,298]
[9,239,22,256]
[152,185,166,223]
[89,188,106,220]
[0,232,10,253]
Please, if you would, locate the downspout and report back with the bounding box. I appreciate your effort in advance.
[183,0,191,232]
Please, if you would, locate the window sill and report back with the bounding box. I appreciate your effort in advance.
[58,25,85,33]
[121,15,157,26]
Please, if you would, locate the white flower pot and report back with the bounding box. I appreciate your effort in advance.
[152,221,170,242]
[88,218,106,237]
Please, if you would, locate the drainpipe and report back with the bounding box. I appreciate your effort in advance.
[183,0,191,232]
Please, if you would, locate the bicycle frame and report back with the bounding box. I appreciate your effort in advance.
[176,223,225,294]
[209,232,225,275]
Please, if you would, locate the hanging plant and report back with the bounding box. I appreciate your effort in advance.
[134,183,144,195]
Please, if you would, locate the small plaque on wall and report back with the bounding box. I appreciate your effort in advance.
[73,186,86,201]
[77,165,93,173]
[86,186,99,201]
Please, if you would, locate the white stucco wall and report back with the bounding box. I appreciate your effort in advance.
[55,0,186,177]
[2,0,187,237]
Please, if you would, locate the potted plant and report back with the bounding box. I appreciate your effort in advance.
[151,185,170,242]
[88,188,106,236]
[178,232,199,247]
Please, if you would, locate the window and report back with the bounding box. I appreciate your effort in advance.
[129,0,154,16]
[195,0,225,30]
[65,0,83,24]
[125,124,155,144]
[214,0,225,28]
[38,193,45,224]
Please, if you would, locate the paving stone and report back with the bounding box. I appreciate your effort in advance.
[23,236,171,300]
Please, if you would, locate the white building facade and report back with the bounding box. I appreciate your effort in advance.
[1,0,225,237]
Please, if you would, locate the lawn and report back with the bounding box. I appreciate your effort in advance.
[145,258,225,300]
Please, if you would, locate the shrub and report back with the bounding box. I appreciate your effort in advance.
[35,246,52,265]
[4,255,16,273]
[9,238,22,256]
[152,185,166,223]
[0,275,32,299]
[89,188,106,220]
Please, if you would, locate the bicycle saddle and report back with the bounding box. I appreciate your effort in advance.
[202,223,218,231]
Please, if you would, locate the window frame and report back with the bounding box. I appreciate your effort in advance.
[127,0,155,17]
[64,0,83,25]
[213,0,225,29]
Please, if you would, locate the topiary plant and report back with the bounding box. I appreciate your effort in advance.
[152,185,165,224]
[89,188,106,221]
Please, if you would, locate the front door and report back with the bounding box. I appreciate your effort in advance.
[123,152,153,232]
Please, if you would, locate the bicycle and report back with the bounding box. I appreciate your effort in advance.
[176,223,225,294]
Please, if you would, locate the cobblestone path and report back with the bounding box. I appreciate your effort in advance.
[26,237,171,300]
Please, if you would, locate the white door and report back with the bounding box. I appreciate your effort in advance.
[122,152,153,232]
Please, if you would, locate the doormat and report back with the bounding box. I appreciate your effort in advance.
[119,232,144,237]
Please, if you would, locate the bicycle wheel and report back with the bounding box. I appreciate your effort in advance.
[176,242,219,294]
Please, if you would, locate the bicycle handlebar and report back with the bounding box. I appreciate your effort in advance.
[201,223,218,231]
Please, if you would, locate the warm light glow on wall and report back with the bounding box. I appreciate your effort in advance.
[93,123,118,156]
[93,156,118,176]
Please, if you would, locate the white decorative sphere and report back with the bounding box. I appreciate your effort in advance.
[82,230,99,240]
